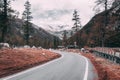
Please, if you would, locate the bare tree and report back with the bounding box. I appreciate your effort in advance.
[93,0,114,13]
[112,0,120,31]
[94,0,114,47]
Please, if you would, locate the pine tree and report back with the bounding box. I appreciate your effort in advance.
[0,0,8,42]
[72,10,81,32]
[72,10,81,47]
[0,0,15,42]
[53,36,57,49]
[22,0,33,45]
[0,0,3,12]
[62,30,67,47]
[0,0,3,31]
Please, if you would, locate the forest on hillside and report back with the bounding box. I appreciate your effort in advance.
[0,0,61,48]
[0,0,120,48]
[68,0,120,48]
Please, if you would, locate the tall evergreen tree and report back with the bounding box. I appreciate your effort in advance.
[62,30,67,47]
[0,0,15,42]
[0,0,4,30]
[53,36,57,49]
[1,0,8,42]
[72,10,81,46]
[22,0,32,45]
[72,10,81,32]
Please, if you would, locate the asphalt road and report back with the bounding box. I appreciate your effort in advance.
[1,50,98,80]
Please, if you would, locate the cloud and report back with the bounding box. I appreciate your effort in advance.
[11,0,96,28]
[33,9,72,20]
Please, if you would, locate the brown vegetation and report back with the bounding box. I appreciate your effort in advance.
[82,53,120,80]
[68,9,120,47]
[66,49,120,80]
[0,48,61,78]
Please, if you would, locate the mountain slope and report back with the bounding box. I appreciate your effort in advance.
[40,24,72,40]
[68,6,120,47]
[0,19,61,48]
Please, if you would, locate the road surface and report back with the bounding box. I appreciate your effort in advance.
[0,50,98,80]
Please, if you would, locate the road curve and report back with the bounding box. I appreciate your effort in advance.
[1,50,98,80]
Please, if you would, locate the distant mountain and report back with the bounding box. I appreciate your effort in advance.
[39,24,72,40]
[46,25,70,32]
[0,19,61,48]
[68,3,120,47]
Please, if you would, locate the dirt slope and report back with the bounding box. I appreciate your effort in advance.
[0,48,61,78]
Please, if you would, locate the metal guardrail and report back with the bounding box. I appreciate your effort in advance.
[91,50,120,64]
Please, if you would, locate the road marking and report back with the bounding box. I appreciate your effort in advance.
[1,51,89,80]
[81,55,89,80]
[1,51,64,80]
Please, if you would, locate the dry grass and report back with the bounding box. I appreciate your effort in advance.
[0,48,61,78]
[66,49,120,80]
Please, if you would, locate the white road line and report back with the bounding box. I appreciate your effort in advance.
[1,52,64,80]
[81,55,89,80]
[1,51,89,80]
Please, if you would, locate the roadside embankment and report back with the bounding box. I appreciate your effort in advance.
[66,49,120,80]
[0,48,61,78]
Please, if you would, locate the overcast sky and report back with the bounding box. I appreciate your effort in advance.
[11,0,96,29]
